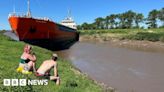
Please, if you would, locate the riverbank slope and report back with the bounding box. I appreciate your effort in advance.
[0,31,102,92]
[80,29,164,52]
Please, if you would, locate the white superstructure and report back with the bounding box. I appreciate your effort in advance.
[61,10,77,29]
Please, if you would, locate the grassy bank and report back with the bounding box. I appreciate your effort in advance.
[0,31,102,92]
[79,29,164,42]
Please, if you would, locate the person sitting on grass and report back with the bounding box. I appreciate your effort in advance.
[16,44,37,74]
[35,53,60,85]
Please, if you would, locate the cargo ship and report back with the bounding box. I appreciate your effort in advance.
[8,0,79,50]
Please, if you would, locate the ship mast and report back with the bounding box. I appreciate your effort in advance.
[27,0,31,17]
[13,4,16,15]
[68,10,72,19]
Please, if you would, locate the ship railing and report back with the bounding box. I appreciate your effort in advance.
[35,17,52,21]
[8,12,52,22]
[8,12,30,18]
[61,21,75,23]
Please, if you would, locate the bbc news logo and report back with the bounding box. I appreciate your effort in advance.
[3,79,48,86]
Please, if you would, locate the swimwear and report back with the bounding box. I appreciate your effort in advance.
[19,58,30,71]
[35,72,50,79]
[20,58,30,64]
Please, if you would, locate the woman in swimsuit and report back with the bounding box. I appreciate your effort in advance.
[17,44,36,74]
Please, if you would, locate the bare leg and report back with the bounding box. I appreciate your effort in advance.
[27,61,36,72]
[50,76,60,85]
[45,69,51,76]
[32,63,36,72]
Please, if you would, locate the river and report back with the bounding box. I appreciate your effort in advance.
[55,41,164,92]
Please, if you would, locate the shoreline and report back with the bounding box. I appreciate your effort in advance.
[68,59,116,92]
[80,35,164,53]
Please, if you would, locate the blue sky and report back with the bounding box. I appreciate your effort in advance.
[0,0,164,30]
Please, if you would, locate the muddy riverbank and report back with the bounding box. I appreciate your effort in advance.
[56,36,164,92]
[80,35,164,53]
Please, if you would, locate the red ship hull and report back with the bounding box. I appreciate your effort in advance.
[8,16,79,50]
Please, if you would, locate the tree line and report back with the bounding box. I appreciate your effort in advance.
[77,8,164,30]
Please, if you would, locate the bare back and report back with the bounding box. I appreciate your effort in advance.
[37,60,56,74]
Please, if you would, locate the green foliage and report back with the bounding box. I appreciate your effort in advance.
[95,17,105,29]
[146,9,159,28]
[79,29,131,35]
[134,13,144,28]
[158,8,164,26]
[0,33,102,92]
[80,28,164,42]
[78,7,164,30]
[124,32,164,41]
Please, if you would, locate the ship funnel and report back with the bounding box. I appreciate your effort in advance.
[27,0,31,17]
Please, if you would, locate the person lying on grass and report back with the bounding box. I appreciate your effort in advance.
[35,53,60,85]
[16,44,37,74]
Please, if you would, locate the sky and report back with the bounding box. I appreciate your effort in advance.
[0,0,164,30]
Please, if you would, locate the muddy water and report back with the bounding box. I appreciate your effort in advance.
[56,42,164,92]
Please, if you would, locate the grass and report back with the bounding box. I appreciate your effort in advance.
[79,28,164,42]
[0,31,102,92]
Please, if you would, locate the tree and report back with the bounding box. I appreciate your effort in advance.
[105,16,110,29]
[113,14,119,29]
[78,8,164,30]
[117,13,126,28]
[89,23,97,30]
[125,10,136,28]
[81,22,89,30]
[108,14,117,29]
[134,13,144,28]
[77,25,82,30]
[147,9,159,28]
[94,17,105,29]
[158,8,164,27]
